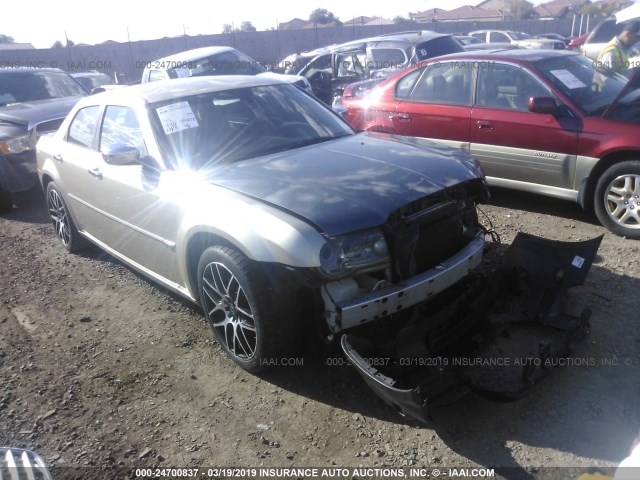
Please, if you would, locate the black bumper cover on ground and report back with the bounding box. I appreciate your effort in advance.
[342,232,603,424]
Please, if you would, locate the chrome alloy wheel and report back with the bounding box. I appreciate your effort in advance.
[201,261,257,360]
[47,188,71,245]
[603,173,640,230]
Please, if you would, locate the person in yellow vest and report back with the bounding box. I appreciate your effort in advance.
[596,21,640,74]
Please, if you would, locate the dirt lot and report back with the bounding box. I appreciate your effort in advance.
[1,188,639,480]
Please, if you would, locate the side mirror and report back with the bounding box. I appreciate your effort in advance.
[101,144,140,165]
[529,96,557,114]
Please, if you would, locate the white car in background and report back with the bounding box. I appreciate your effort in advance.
[140,46,312,93]
[469,29,566,49]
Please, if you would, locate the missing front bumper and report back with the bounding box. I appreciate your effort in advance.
[341,232,603,424]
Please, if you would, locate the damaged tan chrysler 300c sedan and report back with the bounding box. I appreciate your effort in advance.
[36,76,602,423]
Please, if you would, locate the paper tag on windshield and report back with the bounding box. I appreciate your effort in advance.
[156,102,199,135]
[572,255,585,269]
[550,69,586,89]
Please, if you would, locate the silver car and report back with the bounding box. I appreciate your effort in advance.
[469,30,566,50]
[36,75,489,373]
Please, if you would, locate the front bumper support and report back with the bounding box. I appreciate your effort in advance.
[324,233,485,332]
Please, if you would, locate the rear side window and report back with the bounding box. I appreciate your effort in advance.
[490,32,510,43]
[370,48,408,70]
[410,62,473,105]
[395,69,423,99]
[148,70,165,82]
[67,106,101,149]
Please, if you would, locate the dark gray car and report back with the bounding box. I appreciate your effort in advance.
[0,68,86,211]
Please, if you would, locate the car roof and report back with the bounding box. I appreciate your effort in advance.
[149,46,237,66]
[70,71,111,78]
[85,75,285,104]
[298,30,452,55]
[0,67,68,75]
[469,29,519,34]
[432,48,577,63]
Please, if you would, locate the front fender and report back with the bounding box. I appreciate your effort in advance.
[175,190,327,297]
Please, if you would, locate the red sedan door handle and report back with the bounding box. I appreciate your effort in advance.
[477,121,494,131]
[88,168,103,180]
[390,112,411,121]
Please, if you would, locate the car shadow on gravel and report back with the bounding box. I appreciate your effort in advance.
[259,263,640,476]
[486,187,599,226]
[2,188,49,225]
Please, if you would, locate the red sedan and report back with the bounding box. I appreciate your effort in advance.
[342,49,640,238]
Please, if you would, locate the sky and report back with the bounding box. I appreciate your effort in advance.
[3,0,550,49]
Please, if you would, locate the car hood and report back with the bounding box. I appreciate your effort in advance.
[0,96,82,131]
[205,133,485,237]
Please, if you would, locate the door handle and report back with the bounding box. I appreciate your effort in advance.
[389,112,411,121]
[88,168,103,179]
[477,121,494,130]
[53,154,63,163]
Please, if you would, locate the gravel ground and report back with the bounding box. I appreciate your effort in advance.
[1,188,639,480]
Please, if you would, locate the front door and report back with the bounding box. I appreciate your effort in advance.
[470,63,579,189]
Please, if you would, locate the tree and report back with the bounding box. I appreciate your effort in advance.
[309,8,341,25]
[578,1,630,17]
[239,21,256,33]
[0,34,15,44]
[510,0,537,20]
[51,39,74,48]
[393,15,411,24]
[222,24,234,34]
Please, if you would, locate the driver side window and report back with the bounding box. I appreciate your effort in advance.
[99,106,147,157]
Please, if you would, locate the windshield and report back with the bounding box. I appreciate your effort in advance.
[167,50,265,79]
[510,32,532,40]
[73,74,113,91]
[0,70,86,106]
[151,83,354,170]
[533,54,630,115]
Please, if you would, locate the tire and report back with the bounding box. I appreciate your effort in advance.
[0,185,12,214]
[197,246,290,373]
[594,161,640,239]
[46,182,86,252]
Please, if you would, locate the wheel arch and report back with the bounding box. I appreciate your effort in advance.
[184,231,239,304]
[579,149,640,211]
[41,173,55,191]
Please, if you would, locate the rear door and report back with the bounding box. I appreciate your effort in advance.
[470,62,579,190]
[391,61,473,151]
[55,105,104,230]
